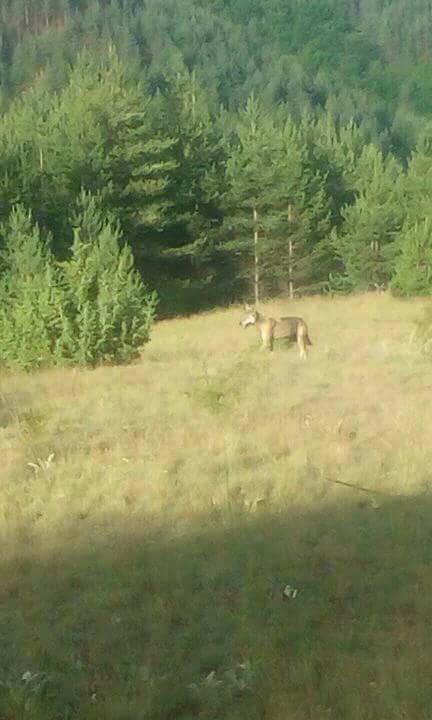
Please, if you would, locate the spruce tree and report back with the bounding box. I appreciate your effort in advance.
[103,82,179,266]
[391,218,432,296]
[403,129,432,225]
[269,115,331,297]
[389,128,432,297]
[334,143,404,289]
[221,96,285,304]
[148,70,227,311]
[61,191,158,366]
[0,195,158,371]
[0,205,66,370]
[300,112,365,229]
[221,105,331,302]
[0,76,62,240]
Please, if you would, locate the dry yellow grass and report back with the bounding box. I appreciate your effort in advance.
[1,293,432,719]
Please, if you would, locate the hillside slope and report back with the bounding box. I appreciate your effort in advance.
[1,294,432,719]
[1,0,432,152]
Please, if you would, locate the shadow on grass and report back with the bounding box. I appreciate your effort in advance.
[1,493,432,720]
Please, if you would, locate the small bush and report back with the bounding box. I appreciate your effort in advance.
[61,191,157,366]
[0,197,157,371]
[324,272,354,296]
[0,206,67,370]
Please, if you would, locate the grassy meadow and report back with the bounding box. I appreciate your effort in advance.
[2,293,432,719]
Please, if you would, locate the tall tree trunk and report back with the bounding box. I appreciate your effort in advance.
[191,70,196,122]
[253,205,259,305]
[191,72,198,212]
[288,204,294,299]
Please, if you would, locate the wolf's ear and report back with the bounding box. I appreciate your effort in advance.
[244,303,253,311]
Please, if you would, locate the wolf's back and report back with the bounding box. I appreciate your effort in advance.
[274,316,302,340]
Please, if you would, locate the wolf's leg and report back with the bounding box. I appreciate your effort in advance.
[298,329,307,359]
[261,328,273,351]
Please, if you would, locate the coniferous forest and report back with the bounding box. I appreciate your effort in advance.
[2,0,432,366]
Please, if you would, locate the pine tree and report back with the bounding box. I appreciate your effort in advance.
[403,129,432,225]
[0,205,66,370]
[299,112,366,228]
[100,53,179,257]
[269,115,331,297]
[221,104,331,302]
[388,127,432,296]
[147,70,227,311]
[61,191,158,366]
[334,143,404,289]
[0,75,62,240]
[221,96,285,304]
[51,48,181,284]
[0,195,158,370]
[391,219,432,296]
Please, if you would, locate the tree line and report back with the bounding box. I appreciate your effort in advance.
[1,49,432,302]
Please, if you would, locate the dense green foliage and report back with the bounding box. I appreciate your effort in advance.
[1,0,432,151]
[0,197,157,370]
[1,0,432,345]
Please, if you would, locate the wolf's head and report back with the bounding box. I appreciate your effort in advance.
[239,304,260,328]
